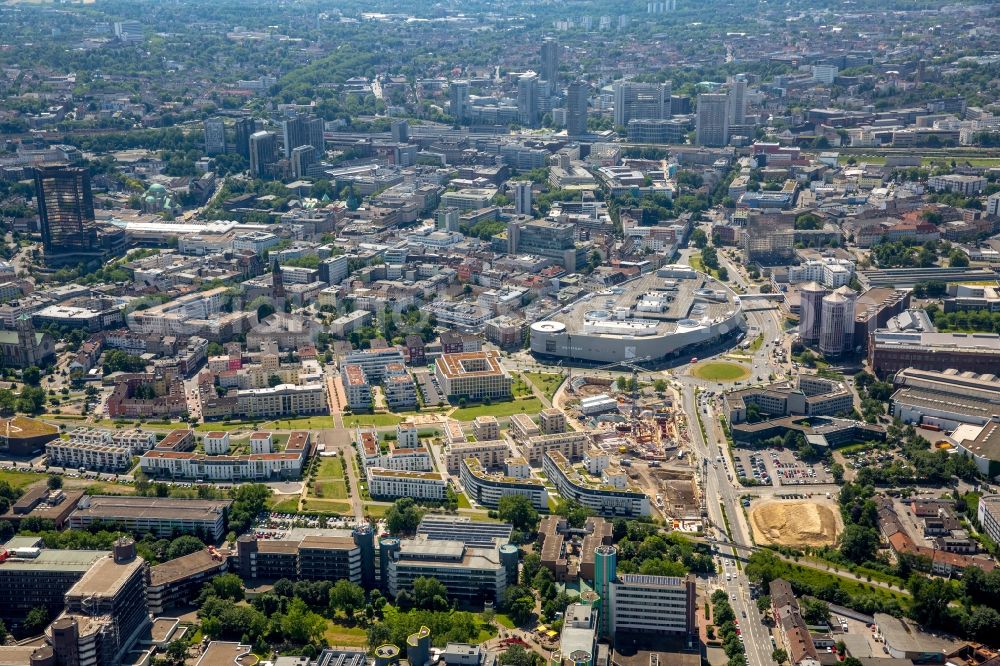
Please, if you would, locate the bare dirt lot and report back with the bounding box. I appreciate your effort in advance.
[749,499,843,548]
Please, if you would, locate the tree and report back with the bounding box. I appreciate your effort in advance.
[800,598,830,626]
[502,584,535,626]
[386,498,423,535]
[166,535,205,560]
[412,576,449,611]
[0,619,7,644]
[653,379,668,394]
[949,249,970,268]
[46,475,63,490]
[209,573,244,601]
[164,640,188,665]
[690,228,708,249]
[329,579,366,618]
[500,645,533,666]
[908,575,955,627]
[839,524,879,564]
[21,366,41,386]
[771,648,788,665]
[498,495,539,532]
[23,606,49,635]
[280,598,326,645]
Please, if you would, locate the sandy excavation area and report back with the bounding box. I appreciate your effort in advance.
[749,500,843,548]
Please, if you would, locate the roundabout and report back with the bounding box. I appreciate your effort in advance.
[690,360,751,382]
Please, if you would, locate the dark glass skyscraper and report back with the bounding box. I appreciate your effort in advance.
[35,166,97,254]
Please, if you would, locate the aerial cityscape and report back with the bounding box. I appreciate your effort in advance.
[1,2,1000,666]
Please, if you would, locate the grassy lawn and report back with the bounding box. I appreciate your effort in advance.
[364,502,392,518]
[79,481,135,495]
[262,416,336,430]
[691,361,751,382]
[323,620,367,647]
[192,421,251,432]
[451,397,543,421]
[301,498,351,514]
[749,334,764,353]
[803,556,906,589]
[311,457,348,499]
[0,470,42,490]
[269,497,301,513]
[759,554,910,608]
[455,492,472,509]
[495,614,516,629]
[511,373,533,398]
[343,413,403,427]
[523,372,564,401]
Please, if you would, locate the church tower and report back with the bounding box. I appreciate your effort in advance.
[15,314,38,368]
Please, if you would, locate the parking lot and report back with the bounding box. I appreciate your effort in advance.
[413,368,447,407]
[734,446,835,486]
[734,450,772,486]
[253,511,369,539]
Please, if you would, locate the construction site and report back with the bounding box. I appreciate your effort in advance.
[552,366,703,528]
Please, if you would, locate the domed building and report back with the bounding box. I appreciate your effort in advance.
[141,183,179,215]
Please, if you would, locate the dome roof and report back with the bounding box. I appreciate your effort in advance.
[147,183,167,194]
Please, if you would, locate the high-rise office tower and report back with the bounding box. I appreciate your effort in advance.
[391,119,409,143]
[291,145,316,179]
[540,38,560,83]
[204,118,226,156]
[566,80,589,137]
[613,81,671,126]
[695,93,731,147]
[799,281,827,346]
[819,286,857,357]
[249,131,277,179]
[307,116,325,156]
[517,72,540,128]
[512,181,532,216]
[234,117,257,159]
[35,166,97,256]
[727,76,747,126]
[282,115,310,159]
[594,545,616,638]
[450,80,470,121]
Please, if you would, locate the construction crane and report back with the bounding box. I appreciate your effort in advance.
[591,357,654,419]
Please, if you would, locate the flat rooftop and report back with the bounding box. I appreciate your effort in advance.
[65,554,144,599]
[196,642,258,666]
[553,270,739,338]
[149,548,229,587]
[74,495,232,522]
[0,548,105,574]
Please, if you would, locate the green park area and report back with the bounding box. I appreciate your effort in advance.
[523,372,565,401]
[0,469,40,490]
[451,397,543,421]
[692,361,751,382]
[343,413,403,428]
[310,457,348,500]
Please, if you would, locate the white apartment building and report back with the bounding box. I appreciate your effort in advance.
[342,364,372,411]
[435,351,513,400]
[249,432,273,454]
[787,258,855,288]
[341,347,406,382]
[928,174,986,196]
[523,431,591,464]
[235,383,327,418]
[446,441,511,473]
[472,416,500,441]
[203,432,230,455]
[367,468,446,500]
[46,440,134,471]
[977,495,1000,545]
[232,231,281,254]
